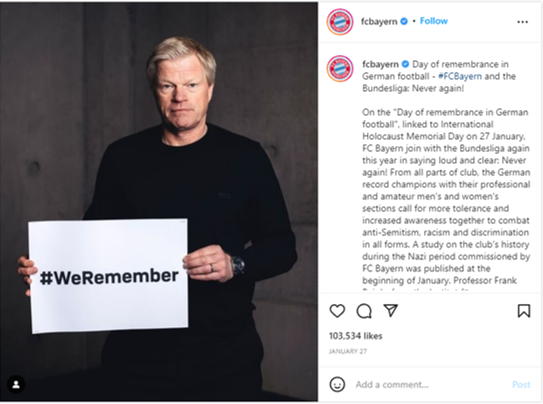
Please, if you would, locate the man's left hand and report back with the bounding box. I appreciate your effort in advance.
[183,245,234,283]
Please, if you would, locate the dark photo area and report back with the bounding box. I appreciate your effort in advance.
[0,3,317,401]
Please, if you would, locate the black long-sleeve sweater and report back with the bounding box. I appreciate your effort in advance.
[84,123,297,379]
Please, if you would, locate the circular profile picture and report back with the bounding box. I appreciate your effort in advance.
[327,56,354,82]
[327,9,354,35]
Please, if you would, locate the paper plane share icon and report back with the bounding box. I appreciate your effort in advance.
[384,304,398,317]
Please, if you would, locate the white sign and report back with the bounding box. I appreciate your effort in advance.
[29,219,188,334]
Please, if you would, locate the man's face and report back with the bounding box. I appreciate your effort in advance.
[154,55,214,133]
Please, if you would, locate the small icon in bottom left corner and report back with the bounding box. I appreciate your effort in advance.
[330,376,345,392]
[7,375,25,394]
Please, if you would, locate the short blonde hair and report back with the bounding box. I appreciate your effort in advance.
[147,37,216,86]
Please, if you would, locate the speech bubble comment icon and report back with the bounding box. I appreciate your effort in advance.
[357,303,372,319]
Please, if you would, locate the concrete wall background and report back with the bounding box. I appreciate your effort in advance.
[0,3,317,400]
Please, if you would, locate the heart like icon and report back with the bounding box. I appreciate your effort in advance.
[330,304,345,318]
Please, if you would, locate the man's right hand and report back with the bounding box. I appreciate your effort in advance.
[17,255,37,297]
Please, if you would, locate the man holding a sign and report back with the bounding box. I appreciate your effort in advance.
[17,36,297,401]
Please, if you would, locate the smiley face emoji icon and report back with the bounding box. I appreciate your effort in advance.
[330,376,345,392]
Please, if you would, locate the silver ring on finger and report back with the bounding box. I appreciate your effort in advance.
[210,263,215,273]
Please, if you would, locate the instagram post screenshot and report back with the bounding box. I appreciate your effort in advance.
[0,3,317,401]
[0,0,541,403]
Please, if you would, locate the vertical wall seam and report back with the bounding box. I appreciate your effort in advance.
[128,4,136,134]
[205,4,209,49]
[81,3,89,371]
[82,5,89,213]
[98,5,105,158]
